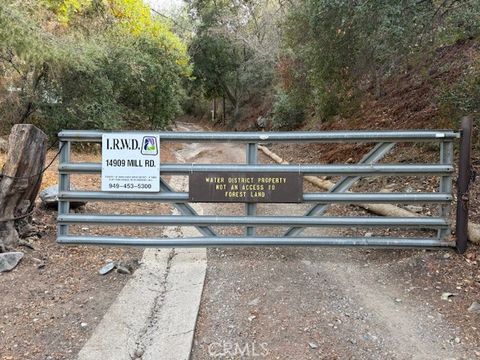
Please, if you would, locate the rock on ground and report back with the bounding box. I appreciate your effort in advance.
[468,302,480,313]
[40,184,87,209]
[0,252,24,272]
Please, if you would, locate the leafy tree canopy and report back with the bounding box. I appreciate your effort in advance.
[0,0,190,136]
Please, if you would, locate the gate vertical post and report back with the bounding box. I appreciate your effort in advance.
[438,140,453,240]
[58,140,71,236]
[456,116,473,254]
[246,143,258,236]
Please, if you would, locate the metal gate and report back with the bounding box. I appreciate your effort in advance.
[57,122,473,253]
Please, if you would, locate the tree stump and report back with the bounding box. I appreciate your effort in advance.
[0,124,47,250]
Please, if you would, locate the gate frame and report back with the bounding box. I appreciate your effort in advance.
[57,126,473,252]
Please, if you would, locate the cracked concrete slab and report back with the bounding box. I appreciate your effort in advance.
[77,246,207,360]
[77,123,209,360]
[142,248,207,360]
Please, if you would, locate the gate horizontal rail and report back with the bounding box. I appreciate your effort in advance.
[59,163,453,176]
[57,128,468,251]
[59,191,452,203]
[57,236,452,248]
[58,214,449,228]
[58,130,459,142]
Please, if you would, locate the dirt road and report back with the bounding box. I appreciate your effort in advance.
[170,122,477,359]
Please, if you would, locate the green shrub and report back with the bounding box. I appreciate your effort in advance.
[283,0,480,123]
[438,59,479,150]
[0,0,189,139]
[439,60,479,123]
[271,90,306,130]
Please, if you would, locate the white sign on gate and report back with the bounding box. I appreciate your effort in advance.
[101,133,160,192]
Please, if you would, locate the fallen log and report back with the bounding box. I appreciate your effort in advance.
[0,124,47,250]
[258,145,480,244]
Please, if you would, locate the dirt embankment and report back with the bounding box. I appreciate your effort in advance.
[267,41,480,226]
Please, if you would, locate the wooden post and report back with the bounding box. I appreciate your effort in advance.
[0,124,47,250]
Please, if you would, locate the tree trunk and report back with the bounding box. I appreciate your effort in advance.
[223,96,226,125]
[212,98,216,123]
[0,124,47,250]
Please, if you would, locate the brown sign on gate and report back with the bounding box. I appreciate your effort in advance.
[189,172,303,203]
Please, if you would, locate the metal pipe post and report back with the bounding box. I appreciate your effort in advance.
[246,143,258,236]
[58,141,71,236]
[438,141,453,240]
[456,116,473,253]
